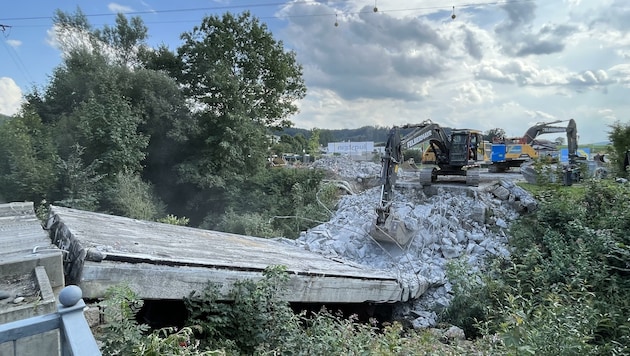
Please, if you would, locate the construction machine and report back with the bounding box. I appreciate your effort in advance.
[520,119,583,185]
[489,120,572,172]
[371,120,485,244]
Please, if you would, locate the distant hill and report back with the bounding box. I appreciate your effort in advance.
[276,125,413,146]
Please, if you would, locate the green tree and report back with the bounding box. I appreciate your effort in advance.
[62,93,148,175]
[55,144,103,211]
[94,13,148,66]
[608,121,630,176]
[318,129,336,146]
[484,127,506,142]
[174,11,306,187]
[0,110,58,203]
[307,128,321,155]
[28,9,190,217]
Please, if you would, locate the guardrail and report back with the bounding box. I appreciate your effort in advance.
[0,286,101,356]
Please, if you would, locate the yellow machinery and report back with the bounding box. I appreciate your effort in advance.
[372,120,485,245]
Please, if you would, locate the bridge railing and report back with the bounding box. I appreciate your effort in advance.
[0,286,101,356]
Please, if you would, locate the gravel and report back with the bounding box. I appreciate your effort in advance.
[280,156,535,329]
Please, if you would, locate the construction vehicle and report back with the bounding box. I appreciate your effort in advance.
[520,119,583,185]
[372,120,485,244]
[489,120,572,172]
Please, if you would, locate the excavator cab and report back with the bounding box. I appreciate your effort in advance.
[449,130,475,165]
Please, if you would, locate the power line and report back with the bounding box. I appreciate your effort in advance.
[1,25,35,84]
[0,0,537,24]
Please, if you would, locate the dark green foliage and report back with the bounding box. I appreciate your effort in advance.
[170,11,306,200]
[442,259,506,339]
[484,127,506,142]
[98,284,220,355]
[184,266,296,354]
[608,121,630,176]
[0,110,58,202]
[99,284,150,355]
[66,94,149,175]
[445,182,630,354]
[101,267,483,355]
[202,167,337,238]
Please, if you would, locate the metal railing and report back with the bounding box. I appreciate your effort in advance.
[0,286,101,356]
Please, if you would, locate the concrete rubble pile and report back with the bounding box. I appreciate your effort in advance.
[282,157,538,329]
[310,156,382,181]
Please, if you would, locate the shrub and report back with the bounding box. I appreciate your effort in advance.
[102,171,166,220]
[98,284,220,356]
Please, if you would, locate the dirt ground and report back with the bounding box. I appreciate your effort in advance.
[0,273,40,308]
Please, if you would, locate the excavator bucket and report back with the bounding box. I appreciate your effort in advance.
[370,212,415,246]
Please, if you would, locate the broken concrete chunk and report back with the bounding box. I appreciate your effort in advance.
[491,185,511,200]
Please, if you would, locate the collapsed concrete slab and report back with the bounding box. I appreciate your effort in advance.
[45,205,409,303]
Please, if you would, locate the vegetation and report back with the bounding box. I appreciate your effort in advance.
[0,8,322,238]
[443,180,630,355]
[97,178,630,355]
[98,267,484,355]
[608,121,630,177]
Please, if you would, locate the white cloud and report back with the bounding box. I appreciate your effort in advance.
[0,77,23,116]
[108,3,134,13]
[6,39,21,48]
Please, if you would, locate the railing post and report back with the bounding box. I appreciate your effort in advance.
[57,285,101,356]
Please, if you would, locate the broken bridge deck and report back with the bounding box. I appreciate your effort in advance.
[45,205,405,303]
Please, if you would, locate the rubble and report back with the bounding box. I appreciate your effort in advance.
[311,156,381,181]
[281,156,536,329]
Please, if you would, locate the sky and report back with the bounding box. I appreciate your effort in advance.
[1,0,629,144]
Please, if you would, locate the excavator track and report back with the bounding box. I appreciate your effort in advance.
[465,168,480,186]
[419,167,436,186]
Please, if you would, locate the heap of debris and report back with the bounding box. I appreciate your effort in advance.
[283,156,537,329]
[311,156,381,181]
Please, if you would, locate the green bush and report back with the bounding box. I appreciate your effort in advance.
[446,181,630,354]
[184,265,296,354]
[98,284,223,356]
[211,209,280,238]
[102,171,166,220]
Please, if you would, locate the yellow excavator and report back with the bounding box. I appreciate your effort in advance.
[371,120,485,245]
[489,120,573,172]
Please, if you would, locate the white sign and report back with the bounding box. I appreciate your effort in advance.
[327,141,375,154]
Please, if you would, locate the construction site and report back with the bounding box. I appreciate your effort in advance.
[1,117,620,353]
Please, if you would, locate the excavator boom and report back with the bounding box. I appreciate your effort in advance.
[371,120,483,245]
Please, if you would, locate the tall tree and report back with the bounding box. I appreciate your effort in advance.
[95,13,148,66]
[307,128,321,155]
[26,9,186,215]
[173,12,306,189]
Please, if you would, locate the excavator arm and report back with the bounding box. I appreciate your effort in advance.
[522,120,570,145]
[371,120,481,245]
[376,127,403,226]
[372,126,417,245]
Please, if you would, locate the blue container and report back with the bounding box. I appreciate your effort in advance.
[491,144,506,162]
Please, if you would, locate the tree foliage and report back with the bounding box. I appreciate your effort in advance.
[608,121,630,176]
[484,127,506,142]
[3,8,327,240]
[0,110,58,202]
[170,11,306,195]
